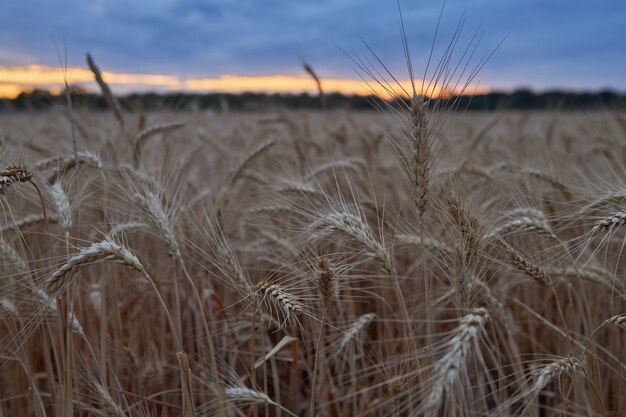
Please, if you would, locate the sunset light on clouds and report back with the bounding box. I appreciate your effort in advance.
[0,64,485,99]
[0,0,624,98]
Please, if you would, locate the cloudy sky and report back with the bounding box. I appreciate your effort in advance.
[0,0,625,97]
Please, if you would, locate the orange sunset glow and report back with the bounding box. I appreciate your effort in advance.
[0,65,488,99]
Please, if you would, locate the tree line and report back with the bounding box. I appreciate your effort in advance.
[2,88,625,112]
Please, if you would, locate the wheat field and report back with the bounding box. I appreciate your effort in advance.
[0,103,625,416]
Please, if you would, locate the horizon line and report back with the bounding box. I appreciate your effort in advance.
[2,65,622,101]
[0,64,490,99]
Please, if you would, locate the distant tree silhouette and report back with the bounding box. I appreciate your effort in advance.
[1,88,625,112]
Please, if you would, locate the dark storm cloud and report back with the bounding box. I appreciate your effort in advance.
[0,0,624,90]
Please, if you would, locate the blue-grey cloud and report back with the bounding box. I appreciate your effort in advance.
[0,0,624,90]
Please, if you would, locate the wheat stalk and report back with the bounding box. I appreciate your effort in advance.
[35,288,85,339]
[310,256,337,416]
[177,351,197,417]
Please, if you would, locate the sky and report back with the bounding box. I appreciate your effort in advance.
[0,0,625,98]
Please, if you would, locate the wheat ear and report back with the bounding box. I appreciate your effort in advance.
[134,192,180,259]
[225,386,298,417]
[447,193,481,262]
[46,239,144,295]
[1,237,28,273]
[108,222,146,238]
[590,211,626,237]
[309,256,336,416]
[530,356,584,394]
[94,382,127,417]
[581,313,626,359]
[226,386,275,405]
[304,157,365,180]
[522,168,571,199]
[425,308,490,412]
[577,191,626,216]
[229,139,276,186]
[35,151,103,184]
[316,256,337,308]
[0,164,33,196]
[507,245,552,288]
[606,313,626,329]
[119,164,166,194]
[313,211,394,274]
[86,53,125,130]
[486,215,556,241]
[50,181,72,236]
[395,233,453,255]
[0,164,49,226]
[303,62,326,109]
[546,265,626,294]
[1,214,56,233]
[339,313,376,351]
[255,280,304,327]
[132,121,184,164]
[408,94,431,220]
